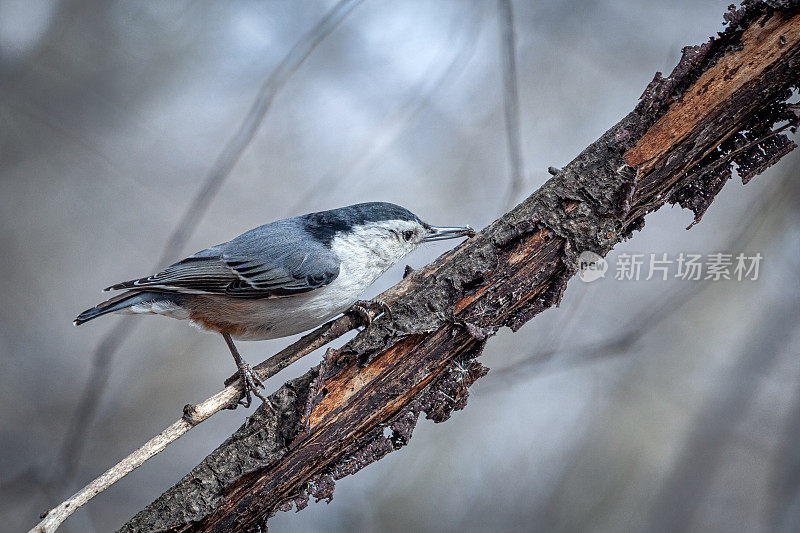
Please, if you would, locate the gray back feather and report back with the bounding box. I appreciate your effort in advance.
[106,218,340,298]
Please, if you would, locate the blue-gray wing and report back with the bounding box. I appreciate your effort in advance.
[105,220,340,298]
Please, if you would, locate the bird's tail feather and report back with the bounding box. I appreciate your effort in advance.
[74,291,159,325]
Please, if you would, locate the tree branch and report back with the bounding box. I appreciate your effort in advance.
[498,0,527,210]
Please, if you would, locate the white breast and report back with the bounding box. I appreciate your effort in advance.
[239,229,400,338]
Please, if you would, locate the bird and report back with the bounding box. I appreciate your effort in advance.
[75,202,474,406]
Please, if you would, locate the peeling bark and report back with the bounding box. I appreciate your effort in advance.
[120,2,800,532]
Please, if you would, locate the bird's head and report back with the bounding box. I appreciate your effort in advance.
[304,202,474,267]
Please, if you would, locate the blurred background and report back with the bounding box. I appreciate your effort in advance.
[2,0,799,531]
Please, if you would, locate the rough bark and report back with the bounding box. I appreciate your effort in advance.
[121,2,800,531]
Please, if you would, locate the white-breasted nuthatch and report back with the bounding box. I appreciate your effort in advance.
[75,202,474,406]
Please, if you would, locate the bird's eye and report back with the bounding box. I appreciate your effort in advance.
[402,230,414,241]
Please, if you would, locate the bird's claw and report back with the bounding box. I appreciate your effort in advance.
[349,299,392,327]
[236,361,269,408]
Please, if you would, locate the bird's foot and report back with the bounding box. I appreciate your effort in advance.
[349,299,392,327]
[236,361,269,409]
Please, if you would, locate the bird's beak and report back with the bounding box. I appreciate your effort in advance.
[424,225,476,242]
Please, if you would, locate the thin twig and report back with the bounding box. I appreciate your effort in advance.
[52,0,363,492]
[498,0,526,210]
[33,315,356,533]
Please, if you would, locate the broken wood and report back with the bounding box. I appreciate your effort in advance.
[117,2,799,531]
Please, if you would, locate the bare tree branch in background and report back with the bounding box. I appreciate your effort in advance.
[288,3,485,215]
[499,0,526,210]
[159,0,362,256]
[101,4,799,531]
[49,0,364,493]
